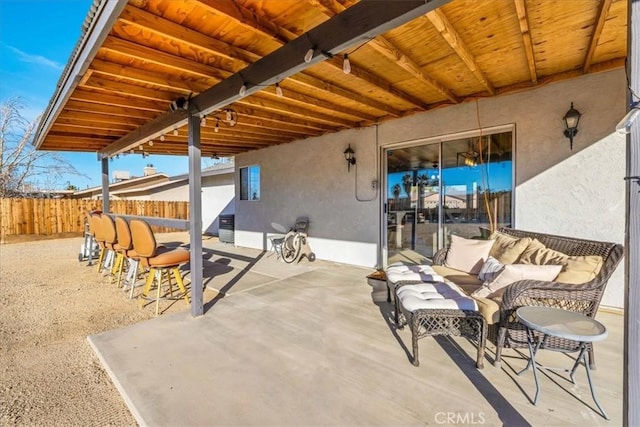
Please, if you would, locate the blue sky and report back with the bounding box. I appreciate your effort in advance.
[0,0,189,189]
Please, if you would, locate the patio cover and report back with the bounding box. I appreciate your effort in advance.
[31,1,637,424]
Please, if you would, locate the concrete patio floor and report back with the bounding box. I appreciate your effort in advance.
[89,238,623,426]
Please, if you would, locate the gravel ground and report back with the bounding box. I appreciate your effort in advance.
[0,234,189,426]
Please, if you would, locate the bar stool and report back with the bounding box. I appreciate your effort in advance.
[130,219,190,315]
[91,212,107,273]
[114,216,140,294]
[101,214,120,283]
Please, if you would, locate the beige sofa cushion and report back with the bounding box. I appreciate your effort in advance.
[444,235,495,275]
[489,231,532,264]
[473,296,501,325]
[520,239,604,284]
[471,264,563,298]
[432,265,483,293]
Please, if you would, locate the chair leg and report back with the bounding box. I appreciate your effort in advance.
[155,270,162,316]
[127,260,139,299]
[172,267,190,303]
[115,255,127,289]
[96,246,105,273]
[494,326,507,367]
[140,268,156,308]
[110,253,123,286]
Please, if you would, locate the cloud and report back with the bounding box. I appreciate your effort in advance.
[7,46,63,71]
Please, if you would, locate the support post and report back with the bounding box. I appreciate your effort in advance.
[624,0,639,425]
[188,113,203,316]
[101,157,109,213]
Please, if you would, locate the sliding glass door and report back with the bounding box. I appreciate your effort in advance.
[385,130,513,265]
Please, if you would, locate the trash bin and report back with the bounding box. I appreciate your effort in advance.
[219,214,235,243]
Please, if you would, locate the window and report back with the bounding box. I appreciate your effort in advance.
[240,165,260,200]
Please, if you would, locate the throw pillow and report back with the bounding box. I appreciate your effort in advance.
[489,232,532,264]
[445,235,495,275]
[555,256,604,284]
[471,264,563,299]
[477,256,504,282]
[519,239,603,284]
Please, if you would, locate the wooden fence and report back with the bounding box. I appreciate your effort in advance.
[0,198,190,243]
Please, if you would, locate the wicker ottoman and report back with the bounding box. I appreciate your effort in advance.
[385,263,445,302]
[395,281,487,369]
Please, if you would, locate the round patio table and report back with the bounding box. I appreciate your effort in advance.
[515,306,609,420]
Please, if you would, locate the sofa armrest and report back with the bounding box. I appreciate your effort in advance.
[432,248,448,265]
[499,279,600,322]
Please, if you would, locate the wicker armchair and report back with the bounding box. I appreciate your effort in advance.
[433,227,624,368]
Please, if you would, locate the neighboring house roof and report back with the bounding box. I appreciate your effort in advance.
[72,166,234,199]
[71,173,170,198]
[115,166,235,197]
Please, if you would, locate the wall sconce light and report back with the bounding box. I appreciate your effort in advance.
[344,144,356,172]
[616,101,640,134]
[563,102,581,150]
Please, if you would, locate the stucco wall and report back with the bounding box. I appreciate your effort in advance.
[235,68,626,308]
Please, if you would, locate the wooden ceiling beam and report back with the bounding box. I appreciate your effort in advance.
[101,37,232,81]
[230,105,335,133]
[288,72,402,117]
[64,100,159,120]
[54,117,136,132]
[100,0,451,157]
[58,110,147,127]
[203,116,315,139]
[90,58,207,94]
[257,87,379,122]
[197,0,295,44]
[117,6,399,118]
[367,37,460,104]
[311,0,459,104]
[50,124,127,138]
[82,75,176,103]
[513,0,537,84]
[201,0,431,109]
[240,94,356,127]
[46,135,117,145]
[99,39,375,124]
[583,0,613,73]
[70,88,165,113]
[426,9,496,95]
[118,6,258,66]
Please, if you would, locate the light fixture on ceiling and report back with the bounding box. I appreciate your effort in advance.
[616,101,640,134]
[169,96,189,112]
[138,145,143,151]
[209,108,238,132]
[343,54,351,74]
[563,102,581,150]
[457,151,479,167]
[304,47,315,63]
[239,83,247,97]
[160,134,165,141]
[173,128,178,136]
[148,140,154,147]
[344,144,356,172]
[275,82,283,97]
[201,115,207,126]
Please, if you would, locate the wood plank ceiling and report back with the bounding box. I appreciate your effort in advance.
[36,0,628,158]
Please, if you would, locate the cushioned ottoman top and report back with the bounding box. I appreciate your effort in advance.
[385,264,445,285]
[397,282,478,312]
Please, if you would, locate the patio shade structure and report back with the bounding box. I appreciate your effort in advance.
[32,0,637,424]
[34,0,627,158]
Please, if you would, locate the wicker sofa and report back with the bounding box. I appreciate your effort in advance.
[431,227,624,368]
